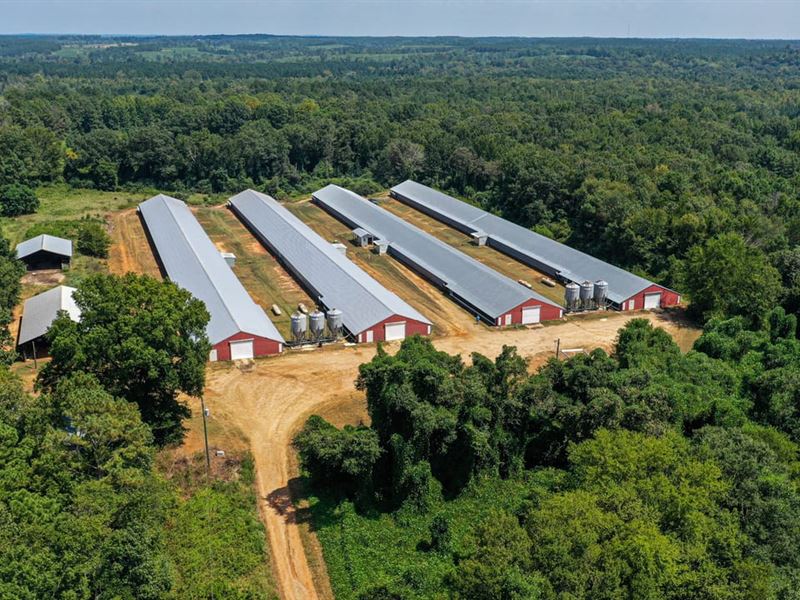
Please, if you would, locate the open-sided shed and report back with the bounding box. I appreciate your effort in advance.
[15,234,72,270]
[229,189,432,343]
[138,194,284,361]
[17,285,81,359]
[390,180,681,311]
[312,185,563,326]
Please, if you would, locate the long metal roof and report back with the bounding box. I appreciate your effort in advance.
[391,180,665,305]
[15,234,73,260]
[229,189,430,336]
[138,194,283,346]
[312,184,561,320]
[18,286,81,346]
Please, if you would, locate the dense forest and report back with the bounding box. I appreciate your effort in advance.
[1,35,799,323]
[2,35,800,598]
[297,316,800,598]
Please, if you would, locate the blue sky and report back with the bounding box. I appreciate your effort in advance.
[1,1,799,38]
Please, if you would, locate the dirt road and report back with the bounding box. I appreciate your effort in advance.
[201,310,700,600]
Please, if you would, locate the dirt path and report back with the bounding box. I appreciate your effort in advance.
[201,310,700,600]
[107,209,161,277]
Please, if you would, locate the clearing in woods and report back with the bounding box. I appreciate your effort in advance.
[99,192,702,600]
[198,309,701,600]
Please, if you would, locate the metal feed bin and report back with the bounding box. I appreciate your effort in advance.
[291,312,307,342]
[309,310,326,341]
[565,283,580,311]
[326,308,343,339]
[593,280,608,308]
[580,281,594,310]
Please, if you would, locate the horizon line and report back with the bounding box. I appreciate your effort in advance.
[1,32,799,42]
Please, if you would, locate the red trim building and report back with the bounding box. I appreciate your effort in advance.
[355,315,433,343]
[620,284,682,311]
[493,297,564,326]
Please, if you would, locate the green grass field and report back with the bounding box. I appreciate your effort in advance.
[160,451,278,600]
[0,185,148,245]
[1,185,218,246]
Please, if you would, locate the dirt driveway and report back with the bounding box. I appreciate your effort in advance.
[200,310,700,600]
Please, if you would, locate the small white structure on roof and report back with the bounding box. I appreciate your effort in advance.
[220,252,236,267]
[352,227,374,247]
[17,286,81,357]
[374,239,389,255]
[15,234,73,270]
[331,242,347,256]
[471,231,488,246]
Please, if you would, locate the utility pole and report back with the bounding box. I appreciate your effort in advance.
[555,338,560,359]
[199,395,211,476]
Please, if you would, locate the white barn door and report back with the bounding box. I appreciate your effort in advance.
[230,339,254,360]
[644,293,661,309]
[384,322,406,341]
[521,306,541,324]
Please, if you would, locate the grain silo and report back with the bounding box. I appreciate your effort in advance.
[326,309,343,339]
[593,280,608,308]
[580,281,594,310]
[309,310,326,341]
[565,283,580,311]
[291,312,308,342]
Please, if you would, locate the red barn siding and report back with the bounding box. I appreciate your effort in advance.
[495,298,563,326]
[356,314,432,343]
[623,284,681,311]
[212,330,283,361]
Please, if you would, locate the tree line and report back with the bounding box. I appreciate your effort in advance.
[297,316,800,598]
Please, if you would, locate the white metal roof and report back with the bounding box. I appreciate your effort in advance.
[15,234,73,260]
[313,185,561,320]
[391,180,668,305]
[138,194,284,346]
[228,189,431,336]
[18,286,81,346]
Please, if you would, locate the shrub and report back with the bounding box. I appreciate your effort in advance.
[294,415,381,496]
[0,183,39,216]
[77,220,112,258]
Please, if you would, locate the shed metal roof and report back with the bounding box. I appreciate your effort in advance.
[313,184,561,319]
[18,286,81,346]
[391,180,667,305]
[229,189,430,336]
[15,234,73,260]
[138,194,283,346]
